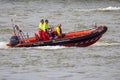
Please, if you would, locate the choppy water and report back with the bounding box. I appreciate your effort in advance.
[0,0,120,80]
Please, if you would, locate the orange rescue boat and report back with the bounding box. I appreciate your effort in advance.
[6,25,107,47]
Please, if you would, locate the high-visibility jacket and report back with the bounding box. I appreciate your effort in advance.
[39,23,44,30]
[55,26,61,36]
[43,23,48,31]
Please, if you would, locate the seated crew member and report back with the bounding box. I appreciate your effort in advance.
[55,24,62,38]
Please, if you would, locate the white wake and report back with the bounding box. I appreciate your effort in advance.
[0,42,8,49]
[76,6,120,12]
[0,42,66,50]
[94,42,120,46]
[97,6,120,11]
[34,46,66,50]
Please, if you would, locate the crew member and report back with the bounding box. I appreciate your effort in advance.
[55,24,62,38]
[39,19,44,30]
[43,19,49,31]
[38,19,44,40]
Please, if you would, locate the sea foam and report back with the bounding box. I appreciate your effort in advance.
[0,42,8,49]
[75,6,120,12]
[97,6,120,11]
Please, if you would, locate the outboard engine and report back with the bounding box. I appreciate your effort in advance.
[10,36,19,46]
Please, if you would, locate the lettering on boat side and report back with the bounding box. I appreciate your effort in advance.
[53,39,70,43]
[33,41,44,46]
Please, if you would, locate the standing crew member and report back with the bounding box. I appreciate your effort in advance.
[43,19,49,31]
[38,19,44,40]
[39,19,44,30]
[42,19,50,41]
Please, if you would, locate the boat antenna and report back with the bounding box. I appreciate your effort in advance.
[11,19,16,35]
[94,23,97,28]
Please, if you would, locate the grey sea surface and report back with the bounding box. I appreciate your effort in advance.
[0,0,120,80]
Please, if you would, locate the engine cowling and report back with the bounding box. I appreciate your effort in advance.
[10,36,19,46]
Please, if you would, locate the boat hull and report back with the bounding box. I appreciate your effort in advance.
[6,26,107,47]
